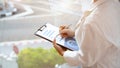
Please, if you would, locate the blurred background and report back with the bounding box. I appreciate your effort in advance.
[0,0,90,68]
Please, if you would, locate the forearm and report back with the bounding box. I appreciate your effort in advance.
[53,45,66,56]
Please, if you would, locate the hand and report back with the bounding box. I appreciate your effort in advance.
[52,39,67,56]
[59,25,75,38]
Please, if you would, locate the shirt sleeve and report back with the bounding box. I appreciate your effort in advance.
[63,50,83,66]
[63,20,112,67]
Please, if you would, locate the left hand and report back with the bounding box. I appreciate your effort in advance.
[52,39,67,56]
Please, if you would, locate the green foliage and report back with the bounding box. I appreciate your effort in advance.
[17,47,65,68]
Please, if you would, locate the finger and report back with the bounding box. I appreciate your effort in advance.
[60,29,69,33]
[60,25,66,28]
[60,29,69,37]
[59,25,68,31]
[60,33,68,38]
[59,26,65,31]
[53,39,57,45]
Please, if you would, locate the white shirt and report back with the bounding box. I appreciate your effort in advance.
[79,0,92,12]
[63,0,120,68]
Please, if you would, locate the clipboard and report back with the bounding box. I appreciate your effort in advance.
[34,23,79,51]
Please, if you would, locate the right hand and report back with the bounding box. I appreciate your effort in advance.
[59,25,75,38]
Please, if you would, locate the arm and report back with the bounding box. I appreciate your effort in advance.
[63,23,111,66]
[53,39,67,56]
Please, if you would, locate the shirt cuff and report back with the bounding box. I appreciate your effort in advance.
[63,50,81,66]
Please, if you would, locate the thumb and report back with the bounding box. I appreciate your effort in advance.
[53,39,56,45]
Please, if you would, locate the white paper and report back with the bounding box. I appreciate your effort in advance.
[35,23,79,51]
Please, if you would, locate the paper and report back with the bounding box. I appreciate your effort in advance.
[35,23,79,51]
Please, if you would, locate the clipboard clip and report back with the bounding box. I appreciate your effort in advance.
[38,24,47,31]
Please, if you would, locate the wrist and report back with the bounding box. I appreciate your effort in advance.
[70,31,75,37]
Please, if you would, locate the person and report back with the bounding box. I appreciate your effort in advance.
[52,0,120,68]
[9,45,19,68]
